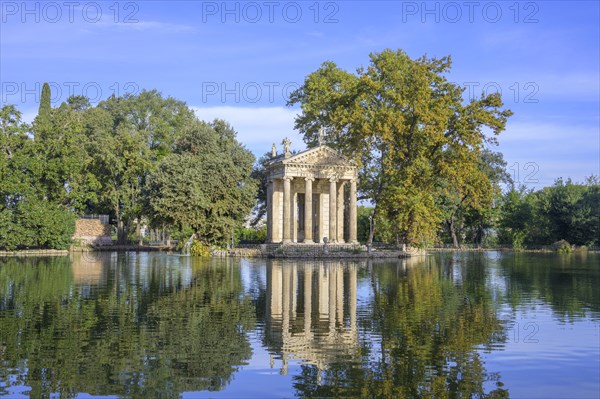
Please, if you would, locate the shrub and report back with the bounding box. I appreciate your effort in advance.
[190,240,211,257]
[0,197,75,250]
[552,240,572,254]
[511,231,526,251]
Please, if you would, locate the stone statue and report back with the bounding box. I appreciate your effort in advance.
[282,137,291,157]
[271,143,277,158]
[318,127,325,146]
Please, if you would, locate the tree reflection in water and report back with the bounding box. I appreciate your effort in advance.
[4,252,589,398]
[276,256,510,398]
[0,253,255,398]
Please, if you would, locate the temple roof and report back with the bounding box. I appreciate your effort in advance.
[269,145,357,168]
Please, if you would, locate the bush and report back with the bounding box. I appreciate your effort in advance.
[190,240,211,256]
[511,231,526,251]
[552,239,573,254]
[236,226,266,244]
[0,197,76,250]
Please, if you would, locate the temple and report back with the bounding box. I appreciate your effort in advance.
[266,137,358,244]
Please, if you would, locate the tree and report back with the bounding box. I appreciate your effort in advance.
[498,185,536,249]
[146,120,257,246]
[34,103,90,207]
[536,177,599,245]
[86,90,196,243]
[66,95,91,112]
[288,49,512,246]
[438,149,512,248]
[0,105,76,250]
[498,177,600,247]
[248,152,272,227]
[37,82,51,130]
[0,105,33,196]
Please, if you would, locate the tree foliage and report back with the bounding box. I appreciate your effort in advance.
[248,152,271,227]
[145,120,257,245]
[0,104,76,250]
[0,85,258,249]
[288,49,512,246]
[499,177,600,247]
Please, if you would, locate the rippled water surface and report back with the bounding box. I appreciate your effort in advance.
[0,252,598,398]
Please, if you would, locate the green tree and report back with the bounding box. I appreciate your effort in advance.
[499,177,600,247]
[498,185,535,248]
[0,105,33,196]
[248,152,272,227]
[146,120,257,246]
[34,103,90,207]
[288,49,512,246]
[0,105,76,250]
[37,82,52,130]
[439,149,512,248]
[536,177,599,245]
[86,90,196,243]
[66,95,91,112]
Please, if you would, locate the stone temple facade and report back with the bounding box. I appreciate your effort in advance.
[266,138,358,244]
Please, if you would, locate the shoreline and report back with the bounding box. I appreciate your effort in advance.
[1,245,597,258]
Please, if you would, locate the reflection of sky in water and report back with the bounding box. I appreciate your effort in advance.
[483,309,599,398]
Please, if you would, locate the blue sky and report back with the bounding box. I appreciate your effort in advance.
[1,0,598,188]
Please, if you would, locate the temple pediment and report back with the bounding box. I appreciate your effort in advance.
[280,146,356,167]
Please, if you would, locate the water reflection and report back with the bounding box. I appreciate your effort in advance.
[0,252,598,398]
[265,261,360,377]
[290,255,509,399]
[0,255,254,398]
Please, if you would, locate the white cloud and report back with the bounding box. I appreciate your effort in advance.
[192,106,304,156]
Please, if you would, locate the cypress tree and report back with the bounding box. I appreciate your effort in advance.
[37,82,51,131]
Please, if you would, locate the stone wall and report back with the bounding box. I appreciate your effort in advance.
[73,219,113,246]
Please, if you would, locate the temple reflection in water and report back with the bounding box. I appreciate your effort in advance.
[265,260,361,376]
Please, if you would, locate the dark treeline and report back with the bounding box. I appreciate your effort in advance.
[0,84,256,250]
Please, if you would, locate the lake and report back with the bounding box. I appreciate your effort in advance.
[0,251,598,398]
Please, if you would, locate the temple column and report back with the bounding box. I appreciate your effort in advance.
[283,177,292,243]
[318,192,323,243]
[304,178,314,243]
[329,178,337,243]
[291,191,298,242]
[272,180,282,242]
[349,179,358,244]
[337,181,345,243]
[266,179,273,242]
